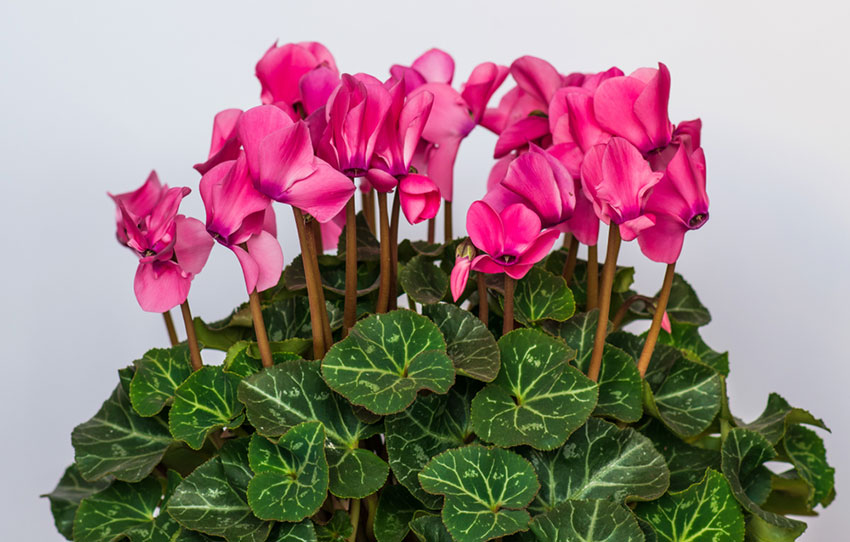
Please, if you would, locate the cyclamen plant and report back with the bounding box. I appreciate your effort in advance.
[44,44,834,542]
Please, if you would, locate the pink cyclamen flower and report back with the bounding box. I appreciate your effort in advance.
[580,137,663,241]
[237,105,354,223]
[593,63,673,153]
[398,174,441,224]
[194,108,244,175]
[450,201,560,300]
[200,153,283,293]
[256,41,339,110]
[110,174,213,312]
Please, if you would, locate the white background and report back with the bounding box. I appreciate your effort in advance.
[1,0,848,539]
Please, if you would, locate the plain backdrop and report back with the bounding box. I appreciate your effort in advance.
[1,0,848,539]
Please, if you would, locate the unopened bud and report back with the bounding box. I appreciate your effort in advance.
[455,238,477,260]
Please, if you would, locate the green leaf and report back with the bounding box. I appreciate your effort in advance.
[246,423,329,521]
[471,329,597,450]
[509,267,575,326]
[130,345,194,417]
[374,485,423,542]
[167,439,273,542]
[408,512,453,542]
[423,303,500,382]
[42,464,112,540]
[315,510,352,541]
[418,446,539,542]
[529,499,644,542]
[223,341,302,379]
[263,296,342,342]
[544,310,601,371]
[782,425,834,507]
[656,322,729,376]
[663,274,711,326]
[640,420,720,492]
[736,393,828,445]
[744,514,806,542]
[385,378,478,508]
[592,344,643,423]
[73,476,163,542]
[337,211,381,261]
[523,417,669,513]
[270,519,317,541]
[607,333,679,391]
[721,428,806,534]
[399,255,450,304]
[169,366,246,450]
[237,360,386,499]
[125,471,188,542]
[72,382,173,482]
[321,310,455,415]
[285,253,381,298]
[635,469,745,542]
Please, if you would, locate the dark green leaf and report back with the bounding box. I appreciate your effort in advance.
[544,310,601,371]
[374,485,423,542]
[399,255,450,304]
[663,274,711,326]
[529,499,644,542]
[744,514,806,541]
[423,303,500,382]
[326,446,388,499]
[246,423,328,521]
[640,420,720,492]
[72,383,172,482]
[736,393,828,445]
[321,310,455,415]
[657,322,729,376]
[270,519,317,541]
[509,267,575,326]
[130,345,193,416]
[263,296,341,341]
[73,476,163,542]
[223,341,302,379]
[523,417,669,513]
[635,469,745,542]
[418,446,539,542]
[385,378,478,508]
[408,512,453,542]
[593,344,643,423]
[42,464,111,540]
[169,366,245,450]
[315,510,352,542]
[782,425,834,507]
[337,211,380,261]
[471,329,597,450]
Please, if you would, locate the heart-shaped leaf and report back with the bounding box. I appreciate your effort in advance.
[507,267,575,326]
[73,476,164,542]
[408,513,453,542]
[399,255,450,304]
[223,341,302,379]
[270,519,317,541]
[657,322,728,376]
[418,446,539,542]
[374,485,424,542]
[529,499,644,542]
[522,417,669,513]
[544,310,601,371]
[167,439,273,542]
[72,381,173,482]
[130,345,193,417]
[641,356,722,438]
[471,329,597,450]
[246,423,328,521]
[42,464,112,540]
[782,425,834,507]
[736,393,828,445]
[423,303,500,382]
[263,296,342,342]
[169,366,245,450]
[314,510,352,541]
[661,274,710,326]
[721,428,806,534]
[385,378,478,508]
[635,469,745,542]
[640,420,720,492]
[592,344,643,423]
[321,310,455,415]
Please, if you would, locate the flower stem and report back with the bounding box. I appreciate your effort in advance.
[478,274,489,327]
[586,225,621,382]
[427,217,435,244]
[364,493,378,540]
[561,235,579,287]
[307,218,333,353]
[586,244,599,310]
[503,275,516,336]
[348,498,360,542]
[293,207,328,359]
[444,200,453,242]
[162,311,178,346]
[611,294,656,331]
[248,290,273,369]
[388,190,401,311]
[637,262,676,377]
[362,188,376,235]
[343,196,358,337]
[311,218,324,258]
[376,192,392,313]
[179,300,203,371]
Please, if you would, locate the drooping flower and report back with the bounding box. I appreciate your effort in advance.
[593,63,673,153]
[580,137,663,241]
[397,174,441,224]
[111,174,213,312]
[255,41,339,111]
[200,154,283,293]
[450,201,560,300]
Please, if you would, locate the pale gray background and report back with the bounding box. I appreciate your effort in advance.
[1,0,847,539]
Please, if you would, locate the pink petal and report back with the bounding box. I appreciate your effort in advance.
[237,105,295,180]
[636,214,685,263]
[500,203,543,253]
[299,67,340,115]
[246,230,284,292]
[562,185,600,246]
[147,186,190,243]
[399,174,441,224]
[596,138,663,223]
[504,263,534,280]
[320,209,346,251]
[279,160,355,223]
[633,63,672,150]
[450,256,471,301]
[486,154,513,192]
[415,83,474,142]
[109,170,164,221]
[208,109,243,158]
[255,121,318,199]
[493,115,550,158]
[510,56,562,104]
[471,254,507,275]
[618,214,656,242]
[134,261,191,313]
[579,143,610,223]
[173,215,214,276]
[593,75,651,152]
[467,201,504,257]
[673,118,702,150]
[482,183,523,214]
[425,136,463,201]
[515,228,560,267]
[365,168,398,193]
[256,42,322,106]
[411,48,455,84]
[398,90,434,170]
[298,41,339,73]
[661,311,672,333]
[461,62,509,124]
[262,206,278,237]
[502,150,563,225]
[230,244,260,294]
[200,154,271,242]
[547,142,584,179]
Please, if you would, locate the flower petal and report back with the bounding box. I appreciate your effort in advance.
[636,214,685,263]
[230,244,260,294]
[399,174,440,224]
[134,261,191,313]
[501,203,542,253]
[411,48,455,84]
[173,215,214,276]
[237,105,295,180]
[246,230,284,292]
[255,121,317,199]
[461,62,509,124]
[279,160,355,223]
[450,256,472,301]
[510,55,562,104]
[493,115,549,158]
[467,201,504,257]
[299,66,340,115]
[515,229,560,267]
[633,63,672,150]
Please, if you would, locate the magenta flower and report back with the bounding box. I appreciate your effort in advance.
[194,108,244,175]
[580,137,663,241]
[398,174,441,224]
[255,41,339,110]
[371,79,434,178]
[200,154,283,293]
[450,201,560,300]
[593,63,673,153]
[111,174,213,312]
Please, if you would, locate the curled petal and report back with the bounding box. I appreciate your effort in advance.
[280,160,355,223]
[411,48,455,84]
[109,170,165,223]
[461,62,509,124]
[134,260,191,313]
[470,254,507,275]
[467,201,504,257]
[256,42,325,106]
[237,105,295,180]
[246,230,284,292]
[510,55,562,104]
[500,203,542,253]
[425,136,462,201]
[515,228,561,268]
[299,67,340,115]
[493,115,549,158]
[320,209,347,251]
[200,154,271,243]
[636,214,685,263]
[208,109,243,158]
[633,63,672,150]
[399,174,441,224]
[173,216,214,276]
[365,168,398,193]
[255,121,317,199]
[618,213,656,242]
[450,256,472,301]
[231,244,260,294]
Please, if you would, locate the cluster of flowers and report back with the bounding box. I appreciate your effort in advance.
[109,42,709,326]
